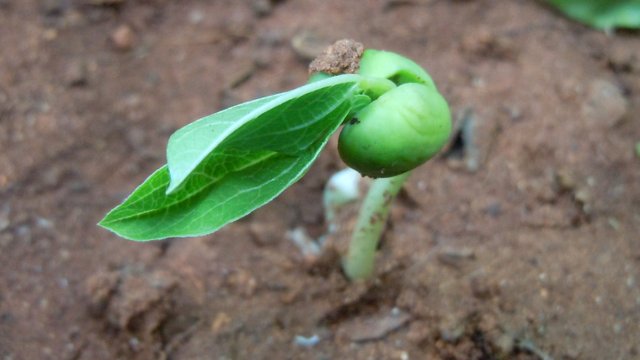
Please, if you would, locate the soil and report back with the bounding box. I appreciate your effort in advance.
[1,0,639,359]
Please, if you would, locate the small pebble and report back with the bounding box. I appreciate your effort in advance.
[210,312,232,335]
[64,60,88,87]
[111,24,135,51]
[437,247,475,268]
[294,334,320,347]
[339,308,412,342]
[483,202,502,218]
[42,28,58,41]
[583,79,629,127]
[574,188,592,213]
[607,217,620,231]
[626,276,635,288]
[128,337,140,351]
[225,269,257,296]
[251,0,272,17]
[555,168,577,192]
[493,332,515,354]
[613,323,623,334]
[188,9,204,24]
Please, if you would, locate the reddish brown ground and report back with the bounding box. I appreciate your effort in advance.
[1,0,639,359]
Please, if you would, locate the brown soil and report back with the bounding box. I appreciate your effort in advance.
[1,0,639,359]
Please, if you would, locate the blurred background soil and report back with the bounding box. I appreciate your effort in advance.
[1,0,639,359]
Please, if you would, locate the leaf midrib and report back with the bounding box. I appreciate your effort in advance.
[166,74,362,193]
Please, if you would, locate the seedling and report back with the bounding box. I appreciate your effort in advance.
[100,42,452,281]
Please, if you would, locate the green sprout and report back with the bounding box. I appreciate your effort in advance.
[100,43,452,281]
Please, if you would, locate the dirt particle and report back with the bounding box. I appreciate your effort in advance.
[187,9,204,24]
[111,24,135,51]
[555,168,577,192]
[582,79,629,127]
[493,332,515,354]
[42,28,58,41]
[210,312,232,335]
[309,39,364,75]
[250,0,273,17]
[436,247,475,269]
[483,201,502,218]
[336,307,412,342]
[85,268,176,332]
[63,60,88,87]
[225,269,258,297]
[85,270,120,316]
[109,271,175,330]
[574,187,592,215]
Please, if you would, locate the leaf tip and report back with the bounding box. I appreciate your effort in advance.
[97,213,146,242]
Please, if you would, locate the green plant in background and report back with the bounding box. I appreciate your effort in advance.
[546,0,640,30]
[100,46,452,281]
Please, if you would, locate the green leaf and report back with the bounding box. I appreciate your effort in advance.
[99,85,355,240]
[166,74,361,193]
[546,0,640,29]
[100,148,276,232]
[99,133,346,241]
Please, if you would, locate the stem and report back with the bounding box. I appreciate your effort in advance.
[342,171,410,280]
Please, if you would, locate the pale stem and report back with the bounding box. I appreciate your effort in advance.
[342,171,411,280]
